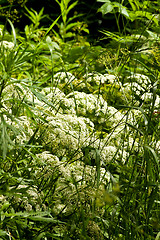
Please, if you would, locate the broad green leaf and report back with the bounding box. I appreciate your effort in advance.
[46,36,60,51]
[113,2,130,18]
[1,201,10,211]
[82,28,89,34]
[0,230,7,237]
[155,232,160,240]
[65,22,80,31]
[98,2,113,15]
[64,32,75,38]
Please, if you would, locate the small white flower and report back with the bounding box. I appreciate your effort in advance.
[100,145,117,163]
[126,73,151,89]
[41,113,94,159]
[67,91,108,120]
[54,72,76,84]
[141,93,160,107]
[84,73,108,85]
[25,203,32,212]
[103,73,117,84]
[124,82,144,95]
[0,41,14,50]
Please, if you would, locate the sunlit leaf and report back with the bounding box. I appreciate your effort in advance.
[98,2,113,15]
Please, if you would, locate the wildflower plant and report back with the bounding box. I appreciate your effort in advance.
[0,1,159,239]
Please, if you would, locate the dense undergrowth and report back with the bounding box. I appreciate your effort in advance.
[0,0,160,239]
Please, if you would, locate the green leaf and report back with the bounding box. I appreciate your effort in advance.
[43,15,61,39]
[98,2,113,15]
[82,28,89,34]
[67,13,84,23]
[99,30,123,42]
[113,2,130,18]
[144,145,159,178]
[66,1,78,15]
[28,216,62,223]
[128,0,137,11]
[46,36,60,51]
[55,0,60,5]
[7,19,16,47]
[0,230,7,237]
[95,149,101,188]
[130,11,159,26]
[155,232,160,240]
[65,22,80,31]
[64,32,75,38]
[34,232,46,240]
[97,0,111,2]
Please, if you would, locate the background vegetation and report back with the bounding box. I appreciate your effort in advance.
[0,0,160,239]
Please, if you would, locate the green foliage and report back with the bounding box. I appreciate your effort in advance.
[97,0,129,18]
[97,0,159,26]
[24,7,47,41]
[53,0,89,41]
[101,83,130,107]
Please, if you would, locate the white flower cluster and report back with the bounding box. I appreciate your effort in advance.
[103,106,124,128]
[124,73,152,96]
[141,92,160,108]
[103,73,117,84]
[67,91,108,120]
[40,113,128,164]
[83,72,118,85]
[39,87,76,115]
[8,115,34,145]
[36,151,110,182]
[36,73,130,164]
[3,82,33,106]
[87,137,128,164]
[41,113,94,159]
[0,40,14,50]
[54,72,76,84]
[36,151,110,215]
[10,184,44,212]
[1,71,141,166]
[40,86,125,128]
[84,73,108,85]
